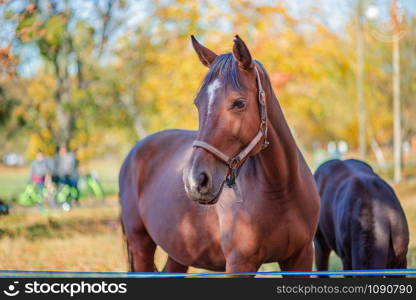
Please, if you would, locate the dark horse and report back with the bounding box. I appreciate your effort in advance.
[119,35,320,276]
[314,159,409,276]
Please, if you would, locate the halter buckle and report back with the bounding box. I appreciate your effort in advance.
[259,90,266,103]
[260,120,269,149]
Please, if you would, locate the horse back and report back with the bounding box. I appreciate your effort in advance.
[119,129,196,200]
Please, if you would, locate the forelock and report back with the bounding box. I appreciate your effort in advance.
[201,53,241,90]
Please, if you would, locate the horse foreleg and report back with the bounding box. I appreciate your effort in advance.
[126,231,157,272]
[279,243,314,278]
[121,189,156,272]
[162,256,188,273]
[314,232,331,277]
[224,252,262,278]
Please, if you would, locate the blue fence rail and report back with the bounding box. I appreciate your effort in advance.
[1,269,416,278]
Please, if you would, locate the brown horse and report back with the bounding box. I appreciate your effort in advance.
[314,159,409,277]
[119,35,320,277]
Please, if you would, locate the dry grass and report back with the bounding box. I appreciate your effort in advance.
[0,202,203,273]
[0,204,125,272]
[0,234,126,272]
[0,183,415,274]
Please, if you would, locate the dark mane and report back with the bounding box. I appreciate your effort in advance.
[199,54,270,98]
[201,53,241,90]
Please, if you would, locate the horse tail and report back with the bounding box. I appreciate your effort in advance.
[387,186,409,269]
[119,215,133,272]
[390,221,409,268]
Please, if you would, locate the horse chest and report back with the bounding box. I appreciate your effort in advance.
[214,189,301,261]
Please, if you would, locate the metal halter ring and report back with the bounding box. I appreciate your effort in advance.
[228,157,240,169]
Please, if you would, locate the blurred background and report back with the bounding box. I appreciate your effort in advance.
[0,0,415,274]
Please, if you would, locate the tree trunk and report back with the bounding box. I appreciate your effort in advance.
[120,94,147,139]
[356,0,366,160]
[391,0,402,182]
[53,53,72,147]
[370,138,386,170]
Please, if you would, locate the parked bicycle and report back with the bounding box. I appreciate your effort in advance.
[78,173,105,200]
[17,173,104,210]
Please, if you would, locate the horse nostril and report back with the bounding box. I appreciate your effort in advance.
[197,172,210,193]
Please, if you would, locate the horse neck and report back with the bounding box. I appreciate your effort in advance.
[255,91,300,189]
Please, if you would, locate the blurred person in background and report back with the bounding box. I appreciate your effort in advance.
[53,145,80,202]
[30,151,50,189]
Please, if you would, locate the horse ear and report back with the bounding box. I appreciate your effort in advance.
[232,35,254,70]
[191,35,217,68]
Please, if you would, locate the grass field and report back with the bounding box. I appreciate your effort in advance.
[0,161,415,275]
[0,185,415,274]
[0,200,195,273]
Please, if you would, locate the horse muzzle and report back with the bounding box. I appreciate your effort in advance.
[183,170,222,205]
[183,151,227,205]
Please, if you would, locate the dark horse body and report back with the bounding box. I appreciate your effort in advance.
[314,159,409,275]
[119,36,319,276]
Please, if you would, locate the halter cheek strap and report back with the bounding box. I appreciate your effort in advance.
[192,65,269,187]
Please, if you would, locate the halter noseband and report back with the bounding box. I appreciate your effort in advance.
[192,65,269,187]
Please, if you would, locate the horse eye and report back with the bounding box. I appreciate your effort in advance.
[231,99,247,110]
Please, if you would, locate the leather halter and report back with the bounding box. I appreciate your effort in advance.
[192,65,269,187]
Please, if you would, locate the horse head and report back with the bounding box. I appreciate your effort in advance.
[183,35,269,205]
